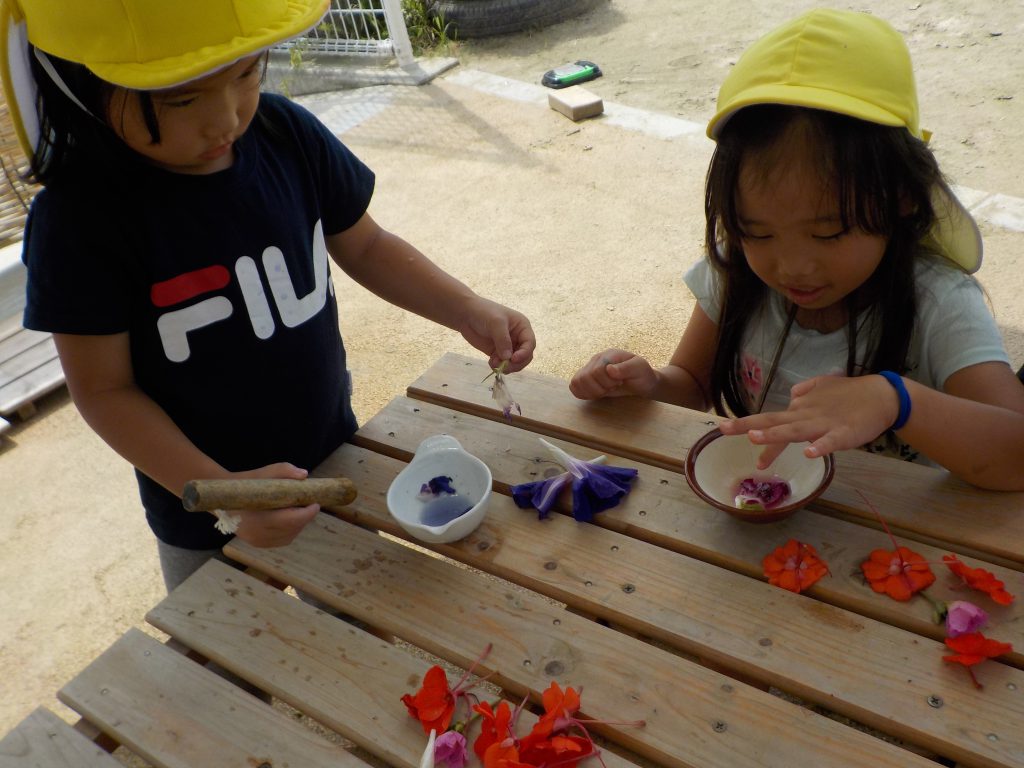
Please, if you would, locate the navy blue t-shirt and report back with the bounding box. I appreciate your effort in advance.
[22,93,375,548]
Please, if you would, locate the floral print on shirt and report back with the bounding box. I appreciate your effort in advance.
[739,353,763,410]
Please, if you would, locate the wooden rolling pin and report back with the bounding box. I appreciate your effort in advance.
[182,477,357,512]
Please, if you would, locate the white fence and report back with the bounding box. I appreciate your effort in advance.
[280,0,414,67]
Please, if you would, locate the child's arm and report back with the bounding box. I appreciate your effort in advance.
[719,361,1024,490]
[569,303,717,409]
[53,332,320,546]
[325,213,535,372]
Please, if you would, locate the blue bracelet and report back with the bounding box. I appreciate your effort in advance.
[878,371,911,431]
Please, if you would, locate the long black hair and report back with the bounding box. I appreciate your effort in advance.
[704,105,944,417]
[25,47,272,185]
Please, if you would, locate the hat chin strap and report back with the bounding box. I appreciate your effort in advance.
[33,47,96,119]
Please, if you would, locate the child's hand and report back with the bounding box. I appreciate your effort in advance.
[457,297,535,372]
[719,374,898,468]
[216,463,320,548]
[569,350,659,400]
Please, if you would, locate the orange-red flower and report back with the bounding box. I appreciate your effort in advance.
[402,665,456,735]
[943,631,1014,689]
[762,539,830,593]
[860,546,935,601]
[943,554,1015,606]
[472,700,514,761]
[403,645,493,737]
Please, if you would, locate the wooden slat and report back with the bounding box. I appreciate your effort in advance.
[0,707,120,768]
[351,396,1024,666]
[58,628,366,768]
[305,443,1023,768]
[0,354,63,415]
[225,485,945,768]
[406,353,1024,566]
[0,325,48,362]
[147,560,642,768]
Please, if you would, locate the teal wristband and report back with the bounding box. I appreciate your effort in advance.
[878,371,911,431]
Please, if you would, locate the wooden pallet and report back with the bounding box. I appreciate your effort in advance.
[0,313,64,423]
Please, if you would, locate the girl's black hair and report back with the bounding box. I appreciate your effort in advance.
[25,47,273,185]
[704,105,944,417]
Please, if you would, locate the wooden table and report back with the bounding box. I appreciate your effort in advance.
[3,352,1023,768]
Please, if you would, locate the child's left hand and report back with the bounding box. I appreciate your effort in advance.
[457,296,536,373]
[719,374,899,468]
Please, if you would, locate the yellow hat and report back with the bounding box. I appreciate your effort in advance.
[707,9,982,273]
[0,0,328,157]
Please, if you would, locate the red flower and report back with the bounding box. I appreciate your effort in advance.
[482,741,533,768]
[402,665,456,735]
[762,539,829,593]
[943,554,1015,606]
[472,700,515,762]
[860,546,935,601]
[402,644,493,736]
[761,540,831,593]
[943,631,1014,689]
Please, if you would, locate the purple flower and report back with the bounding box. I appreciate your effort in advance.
[511,438,638,522]
[945,600,988,638]
[433,730,468,768]
[484,362,521,421]
[419,475,456,499]
[734,477,791,510]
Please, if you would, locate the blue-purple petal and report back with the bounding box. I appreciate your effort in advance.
[511,473,571,519]
[512,455,638,523]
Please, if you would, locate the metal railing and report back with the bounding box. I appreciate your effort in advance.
[280,0,414,67]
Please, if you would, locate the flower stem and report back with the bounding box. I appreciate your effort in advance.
[918,591,947,624]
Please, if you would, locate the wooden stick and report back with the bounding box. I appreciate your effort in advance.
[181,477,357,512]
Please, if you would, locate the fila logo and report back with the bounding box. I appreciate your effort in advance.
[151,220,334,362]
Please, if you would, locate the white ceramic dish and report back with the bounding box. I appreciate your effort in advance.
[386,434,492,543]
[684,428,834,523]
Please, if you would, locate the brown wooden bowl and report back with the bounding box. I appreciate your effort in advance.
[684,428,834,523]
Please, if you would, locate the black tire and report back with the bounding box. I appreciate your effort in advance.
[428,0,603,39]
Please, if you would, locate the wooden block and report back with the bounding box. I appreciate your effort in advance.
[548,85,603,121]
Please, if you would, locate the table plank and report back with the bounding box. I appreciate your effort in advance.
[0,707,121,768]
[148,560,642,768]
[308,442,1023,768]
[226,486,945,768]
[352,395,1024,667]
[406,353,1024,566]
[58,628,366,768]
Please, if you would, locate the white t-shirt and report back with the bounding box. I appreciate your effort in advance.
[684,254,1010,464]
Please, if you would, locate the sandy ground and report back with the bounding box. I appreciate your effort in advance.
[2,0,1023,739]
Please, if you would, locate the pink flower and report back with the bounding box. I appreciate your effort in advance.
[740,354,763,395]
[945,600,988,638]
[434,730,469,768]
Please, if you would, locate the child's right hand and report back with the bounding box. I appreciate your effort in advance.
[215,463,320,548]
[569,349,658,400]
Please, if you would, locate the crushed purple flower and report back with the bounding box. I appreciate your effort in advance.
[733,477,791,510]
[419,475,456,499]
[511,438,638,522]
